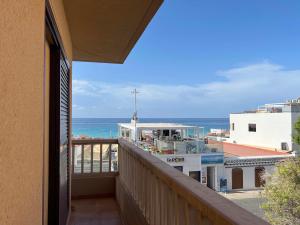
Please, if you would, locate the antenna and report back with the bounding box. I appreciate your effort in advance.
[131,89,139,143]
[131,88,139,120]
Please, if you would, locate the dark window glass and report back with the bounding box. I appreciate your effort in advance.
[281,142,288,150]
[173,166,183,172]
[163,129,170,136]
[248,124,256,132]
[189,171,201,182]
[171,129,177,136]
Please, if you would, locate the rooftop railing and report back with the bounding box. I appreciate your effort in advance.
[232,103,300,114]
[136,139,223,155]
[71,138,269,225]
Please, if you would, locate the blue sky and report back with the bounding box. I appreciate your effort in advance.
[73,0,300,118]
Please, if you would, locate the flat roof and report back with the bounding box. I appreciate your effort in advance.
[118,123,198,130]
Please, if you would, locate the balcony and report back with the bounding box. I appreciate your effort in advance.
[70,138,269,225]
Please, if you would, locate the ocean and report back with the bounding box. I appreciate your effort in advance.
[72,118,229,138]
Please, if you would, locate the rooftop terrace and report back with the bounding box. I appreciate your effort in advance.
[232,98,300,114]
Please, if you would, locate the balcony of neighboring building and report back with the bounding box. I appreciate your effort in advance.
[69,138,269,225]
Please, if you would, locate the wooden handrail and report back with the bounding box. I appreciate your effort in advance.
[72,138,118,145]
[118,138,269,225]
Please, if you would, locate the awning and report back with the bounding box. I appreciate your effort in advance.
[63,0,163,63]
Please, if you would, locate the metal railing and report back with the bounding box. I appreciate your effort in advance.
[72,139,118,175]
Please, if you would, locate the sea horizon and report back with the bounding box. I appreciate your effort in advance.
[72,117,230,119]
[72,117,230,138]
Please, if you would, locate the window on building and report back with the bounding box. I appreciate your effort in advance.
[231,123,235,131]
[162,129,170,137]
[281,142,288,150]
[189,171,201,182]
[248,124,256,132]
[173,166,183,172]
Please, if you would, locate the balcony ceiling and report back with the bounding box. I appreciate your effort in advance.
[63,0,163,63]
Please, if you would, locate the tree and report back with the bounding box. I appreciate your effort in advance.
[293,117,300,146]
[261,158,300,225]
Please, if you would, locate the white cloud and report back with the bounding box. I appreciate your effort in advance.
[72,104,85,110]
[72,62,300,117]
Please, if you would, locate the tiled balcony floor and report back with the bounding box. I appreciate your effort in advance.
[69,197,123,225]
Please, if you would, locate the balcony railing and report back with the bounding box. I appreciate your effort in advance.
[71,138,269,225]
[72,138,119,175]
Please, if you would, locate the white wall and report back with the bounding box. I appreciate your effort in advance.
[229,112,300,151]
[224,168,232,190]
[157,154,202,177]
[222,166,274,191]
[158,155,224,190]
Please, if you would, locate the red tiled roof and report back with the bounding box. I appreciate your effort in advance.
[222,142,290,157]
[207,139,290,157]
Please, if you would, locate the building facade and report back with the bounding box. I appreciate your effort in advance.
[229,99,300,153]
[221,157,285,191]
[215,141,292,191]
[156,153,224,190]
[119,122,224,190]
[0,1,163,224]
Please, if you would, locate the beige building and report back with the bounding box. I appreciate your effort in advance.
[0,1,269,225]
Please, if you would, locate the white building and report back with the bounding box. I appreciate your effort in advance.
[217,142,291,191]
[229,98,300,153]
[156,153,224,190]
[118,122,224,190]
